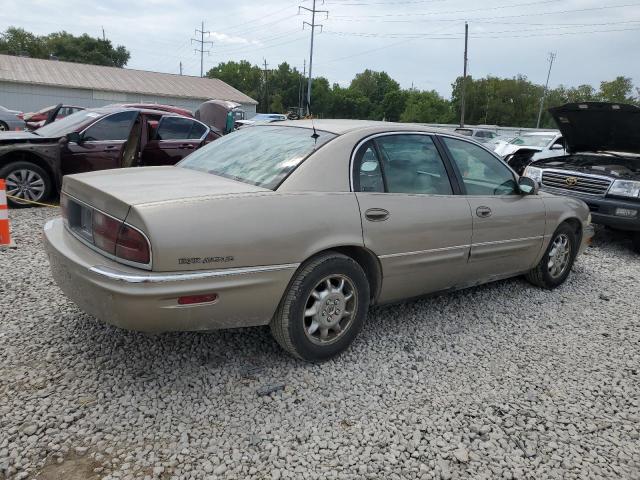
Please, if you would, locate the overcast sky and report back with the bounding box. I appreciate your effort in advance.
[1,0,639,97]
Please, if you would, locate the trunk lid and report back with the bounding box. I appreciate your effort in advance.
[549,102,640,154]
[62,166,269,220]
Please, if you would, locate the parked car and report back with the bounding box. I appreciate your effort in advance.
[236,113,288,127]
[454,127,498,143]
[0,107,217,206]
[523,102,640,251]
[109,103,194,118]
[0,107,25,132]
[43,120,592,361]
[495,131,566,174]
[22,104,85,130]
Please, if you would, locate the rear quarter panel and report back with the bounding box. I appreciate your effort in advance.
[125,192,364,272]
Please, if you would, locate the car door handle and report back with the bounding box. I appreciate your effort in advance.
[179,144,195,149]
[476,206,492,218]
[365,208,390,222]
[104,145,118,150]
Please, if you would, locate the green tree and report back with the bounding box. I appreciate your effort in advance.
[0,27,130,67]
[349,69,400,119]
[400,90,452,123]
[598,76,635,103]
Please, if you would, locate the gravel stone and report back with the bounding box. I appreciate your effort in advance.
[1,208,639,479]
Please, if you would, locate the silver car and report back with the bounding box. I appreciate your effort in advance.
[44,120,593,361]
[0,106,25,132]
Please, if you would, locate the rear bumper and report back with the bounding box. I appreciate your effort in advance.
[541,188,640,232]
[44,218,297,332]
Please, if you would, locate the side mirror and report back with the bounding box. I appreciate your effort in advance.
[66,132,83,144]
[550,143,564,150]
[518,176,539,195]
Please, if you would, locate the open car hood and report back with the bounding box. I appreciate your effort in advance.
[549,102,640,154]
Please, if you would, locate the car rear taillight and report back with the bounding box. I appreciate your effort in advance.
[63,195,151,267]
[115,224,150,264]
[93,210,120,253]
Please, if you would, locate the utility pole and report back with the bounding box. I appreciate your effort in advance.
[459,22,469,127]
[263,59,269,112]
[192,21,213,77]
[298,59,306,116]
[101,27,106,41]
[179,62,183,76]
[536,52,556,128]
[299,0,328,116]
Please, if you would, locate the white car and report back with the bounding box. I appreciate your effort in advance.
[493,131,566,160]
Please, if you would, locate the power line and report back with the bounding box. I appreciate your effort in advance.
[299,0,329,115]
[192,21,213,77]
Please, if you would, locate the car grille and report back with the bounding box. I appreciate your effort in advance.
[541,170,612,196]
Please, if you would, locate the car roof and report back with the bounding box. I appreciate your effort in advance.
[519,131,559,136]
[273,119,452,135]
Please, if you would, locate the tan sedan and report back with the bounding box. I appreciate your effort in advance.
[44,121,593,361]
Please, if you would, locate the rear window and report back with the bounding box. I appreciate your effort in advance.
[178,125,335,189]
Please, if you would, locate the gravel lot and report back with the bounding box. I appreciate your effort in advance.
[1,207,639,480]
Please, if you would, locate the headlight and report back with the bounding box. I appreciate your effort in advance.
[608,180,640,198]
[523,166,543,183]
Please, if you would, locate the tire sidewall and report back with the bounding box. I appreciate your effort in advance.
[539,224,578,288]
[0,122,8,132]
[286,257,370,361]
[0,161,52,207]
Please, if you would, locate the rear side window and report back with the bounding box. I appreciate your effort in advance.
[83,111,137,141]
[156,117,206,140]
[376,135,453,195]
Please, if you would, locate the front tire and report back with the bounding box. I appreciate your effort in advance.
[270,252,370,361]
[526,223,578,289]
[0,121,8,132]
[0,161,52,207]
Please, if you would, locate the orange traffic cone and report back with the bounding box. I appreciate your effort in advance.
[0,178,16,248]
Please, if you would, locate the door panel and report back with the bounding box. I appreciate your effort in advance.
[61,141,125,175]
[140,139,200,166]
[439,135,546,281]
[465,195,545,277]
[358,193,472,302]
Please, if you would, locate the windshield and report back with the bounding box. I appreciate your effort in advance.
[178,125,336,189]
[35,110,103,137]
[510,135,555,148]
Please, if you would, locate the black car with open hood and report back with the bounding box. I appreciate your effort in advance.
[522,102,640,251]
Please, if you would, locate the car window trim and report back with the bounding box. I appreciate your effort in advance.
[350,131,462,195]
[153,116,210,142]
[352,139,386,193]
[79,110,139,142]
[436,133,519,196]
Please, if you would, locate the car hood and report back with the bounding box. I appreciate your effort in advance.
[63,166,269,220]
[549,102,640,154]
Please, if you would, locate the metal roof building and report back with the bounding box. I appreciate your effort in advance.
[0,54,258,116]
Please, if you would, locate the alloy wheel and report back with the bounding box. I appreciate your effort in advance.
[303,275,358,345]
[547,233,571,279]
[5,169,46,203]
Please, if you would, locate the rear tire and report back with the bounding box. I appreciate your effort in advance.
[270,252,370,362]
[0,161,52,207]
[0,121,8,132]
[525,223,578,289]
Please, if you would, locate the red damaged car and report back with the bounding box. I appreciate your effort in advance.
[0,106,218,206]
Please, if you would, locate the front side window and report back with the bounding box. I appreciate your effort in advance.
[179,125,335,189]
[156,117,206,140]
[83,111,138,141]
[375,134,453,195]
[442,137,517,195]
